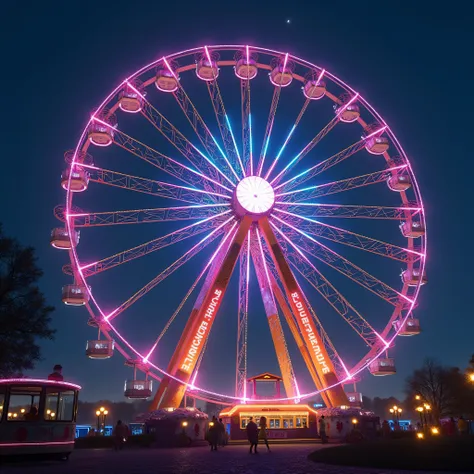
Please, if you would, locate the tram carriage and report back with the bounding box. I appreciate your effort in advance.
[0,378,80,459]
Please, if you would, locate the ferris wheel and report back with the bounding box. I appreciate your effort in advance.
[52,45,427,408]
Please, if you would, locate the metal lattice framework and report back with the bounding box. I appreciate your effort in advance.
[56,45,427,408]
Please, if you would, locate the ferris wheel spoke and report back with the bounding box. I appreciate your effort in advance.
[256,86,282,177]
[105,216,234,322]
[273,126,387,192]
[79,211,232,278]
[69,203,230,228]
[235,230,250,399]
[206,73,245,179]
[275,202,422,220]
[277,164,408,203]
[275,230,382,346]
[241,78,253,176]
[92,116,232,197]
[274,209,423,262]
[270,218,411,307]
[139,95,236,189]
[143,223,238,364]
[267,103,335,184]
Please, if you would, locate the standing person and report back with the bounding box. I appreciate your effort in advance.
[218,418,226,447]
[457,416,468,435]
[208,416,219,451]
[113,420,126,451]
[258,416,271,452]
[318,416,328,444]
[246,416,259,454]
[47,364,64,381]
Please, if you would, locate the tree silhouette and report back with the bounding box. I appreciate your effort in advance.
[0,224,55,376]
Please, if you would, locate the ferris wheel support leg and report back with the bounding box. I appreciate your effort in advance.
[271,278,331,408]
[250,243,297,400]
[156,216,253,409]
[149,230,235,411]
[258,217,349,408]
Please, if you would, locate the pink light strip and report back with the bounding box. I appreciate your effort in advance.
[0,378,81,390]
[316,68,325,84]
[256,227,273,295]
[336,93,359,117]
[274,202,422,212]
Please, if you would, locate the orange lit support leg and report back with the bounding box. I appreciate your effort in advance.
[149,230,235,411]
[271,278,331,408]
[157,216,253,408]
[250,236,297,400]
[259,216,348,407]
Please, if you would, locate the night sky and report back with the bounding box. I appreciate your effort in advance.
[1,1,473,403]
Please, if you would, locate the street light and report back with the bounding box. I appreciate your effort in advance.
[389,405,402,430]
[469,373,474,382]
[95,407,109,433]
[423,404,432,426]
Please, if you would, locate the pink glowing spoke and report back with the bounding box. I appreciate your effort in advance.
[240,76,252,176]
[274,202,422,220]
[276,165,408,202]
[92,115,233,195]
[274,208,424,262]
[144,223,238,362]
[256,227,273,291]
[70,203,231,227]
[265,99,311,182]
[105,216,235,322]
[257,86,281,176]
[271,223,380,346]
[81,163,230,205]
[271,215,413,306]
[336,93,359,118]
[79,210,232,277]
[124,83,237,189]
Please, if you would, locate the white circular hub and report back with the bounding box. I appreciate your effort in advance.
[235,176,275,215]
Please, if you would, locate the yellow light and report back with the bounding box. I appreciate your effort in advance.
[389,408,394,413]
[431,427,439,435]
[182,421,188,427]
[393,405,398,411]
[416,406,424,412]
[96,410,101,416]
[209,422,214,427]
[46,409,51,415]
[352,418,358,424]
[398,408,402,413]
[20,408,25,414]
[469,373,474,382]
[7,412,12,417]
[415,395,421,400]
[424,404,431,410]
[50,412,55,418]
[13,413,18,418]
[340,405,348,410]
[100,406,105,412]
[104,410,108,415]
[417,432,424,439]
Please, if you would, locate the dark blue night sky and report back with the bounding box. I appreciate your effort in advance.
[1,1,473,403]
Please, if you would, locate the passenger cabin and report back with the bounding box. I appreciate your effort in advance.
[155,68,179,92]
[369,358,396,376]
[124,380,152,399]
[401,269,427,287]
[88,114,116,147]
[235,57,258,80]
[365,136,390,155]
[400,221,425,238]
[60,168,89,192]
[394,317,421,336]
[50,228,79,250]
[387,174,411,192]
[118,86,143,113]
[196,57,219,81]
[270,63,293,87]
[345,392,363,408]
[86,340,114,359]
[303,79,326,100]
[62,284,90,306]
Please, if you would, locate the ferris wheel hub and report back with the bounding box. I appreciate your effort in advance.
[233,176,275,217]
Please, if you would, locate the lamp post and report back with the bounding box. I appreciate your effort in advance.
[416,406,425,430]
[389,405,402,430]
[423,404,432,427]
[95,406,109,433]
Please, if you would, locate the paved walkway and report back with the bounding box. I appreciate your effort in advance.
[0,444,466,474]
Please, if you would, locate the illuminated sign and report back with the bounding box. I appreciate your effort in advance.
[291,292,330,374]
[181,288,222,373]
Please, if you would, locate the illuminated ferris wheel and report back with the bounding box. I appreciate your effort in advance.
[52,45,427,408]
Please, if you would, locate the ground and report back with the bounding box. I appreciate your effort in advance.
[1,444,467,474]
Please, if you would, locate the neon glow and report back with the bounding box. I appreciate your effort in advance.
[162,57,178,79]
[336,93,359,117]
[249,113,254,175]
[225,114,245,177]
[265,124,297,181]
[236,176,275,214]
[181,288,223,372]
[0,379,81,390]
[204,45,212,65]
[62,45,426,408]
[316,69,325,84]
[364,126,387,140]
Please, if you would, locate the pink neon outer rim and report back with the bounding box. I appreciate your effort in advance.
[65,45,426,404]
[0,378,81,390]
